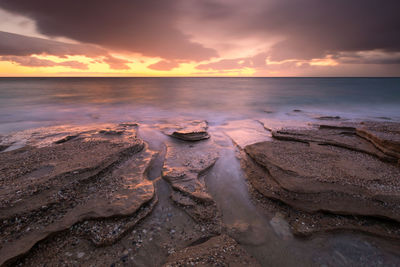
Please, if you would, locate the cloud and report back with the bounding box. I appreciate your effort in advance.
[197,58,250,70]
[0,0,218,61]
[0,0,399,76]
[335,51,400,65]
[0,31,132,70]
[147,60,180,71]
[0,31,105,57]
[263,0,400,60]
[1,55,88,69]
[188,0,400,61]
[196,53,267,70]
[102,56,131,70]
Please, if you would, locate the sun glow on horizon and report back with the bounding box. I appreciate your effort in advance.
[0,53,259,77]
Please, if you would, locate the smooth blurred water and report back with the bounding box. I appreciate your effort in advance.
[0,77,399,134]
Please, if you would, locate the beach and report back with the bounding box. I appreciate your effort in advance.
[1,78,400,266]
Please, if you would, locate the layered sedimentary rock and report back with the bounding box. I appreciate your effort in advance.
[272,126,396,162]
[356,121,400,161]
[160,120,210,141]
[220,119,271,149]
[162,137,221,231]
[242,121,400,238]
[163,234,260,267]
[0,124,157,265]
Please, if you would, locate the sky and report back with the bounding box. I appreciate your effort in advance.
[0,0,399,77]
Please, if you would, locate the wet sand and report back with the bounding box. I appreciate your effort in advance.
[1,119,400,266]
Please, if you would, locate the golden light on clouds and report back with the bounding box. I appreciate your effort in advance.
[0,53,259,77]
[309,57,338,66]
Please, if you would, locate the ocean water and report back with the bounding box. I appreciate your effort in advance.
[0,77,399,134]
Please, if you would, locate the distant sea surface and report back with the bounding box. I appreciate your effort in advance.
[0,77,399,134]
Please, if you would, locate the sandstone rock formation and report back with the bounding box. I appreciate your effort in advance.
[0,123,157,265]
[162,138,221,231]
[356,121,400,161]
[242,121,400,238]
[160,120,210,141]
[220,119,271,149]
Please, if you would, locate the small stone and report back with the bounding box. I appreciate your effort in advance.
[77,252,85,258]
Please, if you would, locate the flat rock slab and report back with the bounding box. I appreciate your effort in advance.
[315,116,342,120]
[0,123,156,265]
[163,234,261,267]
[245,140,400,221]
[242,155,400,239]
[272,126,396,162]
[317,121,400,161]
[159,120,209,141]
[220,119,272,149]
[240,121,400,239]
[0,123,138,151]
[242,122,400,238]
[162,138,220,228]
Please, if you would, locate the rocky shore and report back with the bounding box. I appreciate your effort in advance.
[1,119,400,266]
[242,121,400,239]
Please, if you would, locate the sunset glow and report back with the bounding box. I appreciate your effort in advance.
[0,1,399,76]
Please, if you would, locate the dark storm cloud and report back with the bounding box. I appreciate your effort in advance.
[0,31,105,57]
[0,0,218,62]
[336,52,400,65]
[192,0,400,61]
[0,31,131,69]
[264,0,400,60]
[1,0,399,67]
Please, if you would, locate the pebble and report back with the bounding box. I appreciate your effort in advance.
[77,252,85,258]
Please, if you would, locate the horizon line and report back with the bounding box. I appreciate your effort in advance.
[0,76,400,78]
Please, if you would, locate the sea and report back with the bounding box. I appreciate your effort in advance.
[0,77,400,134]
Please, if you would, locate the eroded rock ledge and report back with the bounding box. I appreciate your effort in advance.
[162,137,221,233]
[242,121,400,239]
[0,124,157,265]
[160,120,210,141]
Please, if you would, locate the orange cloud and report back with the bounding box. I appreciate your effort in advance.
[1,55,88,69]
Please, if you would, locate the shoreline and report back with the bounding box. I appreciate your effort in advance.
[1,118,400,266]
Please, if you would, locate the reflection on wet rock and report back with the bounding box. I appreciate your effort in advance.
[162,138,221,231]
